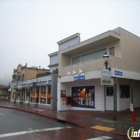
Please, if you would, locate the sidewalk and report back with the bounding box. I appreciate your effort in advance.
[0,100,140,137]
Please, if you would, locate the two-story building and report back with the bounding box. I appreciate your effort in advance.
[57,27,140,111]
[11,63,58,110]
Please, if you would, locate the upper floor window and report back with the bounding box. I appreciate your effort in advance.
[93,48,106,59]
[72,56,81,65]
[72,48,106,65]
[82,53,93,62]
[109,47,115,56]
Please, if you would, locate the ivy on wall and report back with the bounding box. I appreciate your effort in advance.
[36,72,51,78]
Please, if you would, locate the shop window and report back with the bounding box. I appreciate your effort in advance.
[72,86,95,108]
[109,47,115,56]
[36,87,39,103]
[30,87,36,102]
[40,86,46,104]
[120,85,130,98]
[47,85,51,104]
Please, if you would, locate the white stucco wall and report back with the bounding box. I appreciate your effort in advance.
[57,79,105,111]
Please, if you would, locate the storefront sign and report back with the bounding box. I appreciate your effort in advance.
[74,75,85,81]
[114,70,123,76]
[101,70,113,85]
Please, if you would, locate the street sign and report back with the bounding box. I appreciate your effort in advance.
[74,75,85,81]
[114,70,123,76]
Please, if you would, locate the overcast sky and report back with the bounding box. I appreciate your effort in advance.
[0,0,140,85]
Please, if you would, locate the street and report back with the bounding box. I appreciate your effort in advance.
[0,108,128,140]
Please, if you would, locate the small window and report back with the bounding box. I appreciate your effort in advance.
[109,47,115,56]
[120,85,130,98]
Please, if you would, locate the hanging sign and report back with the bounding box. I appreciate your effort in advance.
[101,70,114,85]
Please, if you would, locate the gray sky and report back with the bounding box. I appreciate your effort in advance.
[0,0,140,85]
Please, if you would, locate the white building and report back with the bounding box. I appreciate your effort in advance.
[57,27,140,111]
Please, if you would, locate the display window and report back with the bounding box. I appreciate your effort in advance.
[40,86,46,104]
[30,87,36,103]
[72,86,95,108]
[47,85,51,104]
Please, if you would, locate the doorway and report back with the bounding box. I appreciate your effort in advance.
[105,86,114,110]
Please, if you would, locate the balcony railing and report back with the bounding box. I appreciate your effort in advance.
[59,56,122,77]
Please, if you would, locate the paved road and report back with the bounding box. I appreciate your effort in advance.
[0,108,129,140]
[0,108,69,134]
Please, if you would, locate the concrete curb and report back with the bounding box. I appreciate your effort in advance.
[0,105,127,137]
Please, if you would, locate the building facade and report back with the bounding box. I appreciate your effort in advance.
[57,27,140,111]
[13,63,50,82]
[11,64,58,110]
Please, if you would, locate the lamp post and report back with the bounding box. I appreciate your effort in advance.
[103,52,117,120]
[103,52,111,71]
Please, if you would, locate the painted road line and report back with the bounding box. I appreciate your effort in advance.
[87,136,113,140]
[91,125,114,132]
[0,126,72,138]
[0,113,4,116]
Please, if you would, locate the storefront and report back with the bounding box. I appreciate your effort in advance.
[57,78,103,111]
[11,72,58,110]
[57,69,140,112]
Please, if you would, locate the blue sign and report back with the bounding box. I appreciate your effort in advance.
[33,82,36,87]
[114,70,123,76]
[74,75,85,81]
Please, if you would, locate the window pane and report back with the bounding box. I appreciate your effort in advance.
[82,53,93,62]
[106,87,113,96]
[72,56,81,65]
[109,47,115,56]
[120,85,130,98]
[93,48,106,59]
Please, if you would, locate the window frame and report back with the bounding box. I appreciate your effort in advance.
[120,85,130,98]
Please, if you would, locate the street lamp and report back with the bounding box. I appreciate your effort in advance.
[103,52,111,71]
[103,52,117,120]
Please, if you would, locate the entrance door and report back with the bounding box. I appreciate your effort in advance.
[105,86,114,110]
